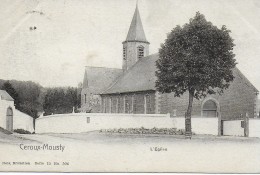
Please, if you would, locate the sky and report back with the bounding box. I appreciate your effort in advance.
[0,0,259,89]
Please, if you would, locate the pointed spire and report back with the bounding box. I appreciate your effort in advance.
[125,2,148,43]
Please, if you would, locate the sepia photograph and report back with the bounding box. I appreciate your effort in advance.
[0,0,260,173]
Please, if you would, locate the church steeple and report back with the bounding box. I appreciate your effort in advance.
[122,3,149,71]
[125,4,148,43]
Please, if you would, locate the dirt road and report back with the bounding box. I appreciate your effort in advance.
[0,132,260,173]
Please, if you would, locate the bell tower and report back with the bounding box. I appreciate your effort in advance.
[122,3,149,71]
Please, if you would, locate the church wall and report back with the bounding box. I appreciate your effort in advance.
[216,72,257,120]
[159,72,258,120]
[81,88,102,113]
[101,90,155,114]
[160,92,201,117]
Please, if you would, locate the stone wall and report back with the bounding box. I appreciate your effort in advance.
[159,69,258,120]
[101,91,156,114]
[122,42,149,71]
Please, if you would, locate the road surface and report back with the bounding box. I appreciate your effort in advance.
[0,132,260,173]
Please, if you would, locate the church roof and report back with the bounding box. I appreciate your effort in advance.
[101,53,258,95]
[124,4,148,43]
[101,53,158,94]
[83,66,123,94]
[0,90,14,101]
[233,67,258,93]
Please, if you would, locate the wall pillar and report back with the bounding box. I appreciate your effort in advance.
[244,112,249,137]
[218,111,222,136]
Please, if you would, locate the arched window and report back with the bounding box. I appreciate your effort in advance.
[125,95,131,113]
[137,46,144,59]
[132,95,137,114]
[103,97,106,113]
[202,100,217,117]
[146,94,152,114]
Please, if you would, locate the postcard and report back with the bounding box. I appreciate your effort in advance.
[0,0,260,173]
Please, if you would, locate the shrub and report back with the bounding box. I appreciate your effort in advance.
[14,129,31,134]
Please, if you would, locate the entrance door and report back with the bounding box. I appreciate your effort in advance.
[6,107,13,131]
[202,100,217,117]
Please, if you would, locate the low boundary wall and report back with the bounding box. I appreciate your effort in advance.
[36,113,219,135]
[223,120,244,136]
[173,117,219,135]
[36,113,173,133]
[249,119,260,138]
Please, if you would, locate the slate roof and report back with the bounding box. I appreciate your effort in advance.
[83,66,123,94]
[102,53,158,94]
[233,67,259,93]
[0,90,14,101]
[101,53,258,95]
[124,4,148,43]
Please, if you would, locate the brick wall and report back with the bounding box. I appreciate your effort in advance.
[101,91,156,114]
[81,87,102,113]
[159,69,258,119]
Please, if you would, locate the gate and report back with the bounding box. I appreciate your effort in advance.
[6,107,13,131]
[221,113,249,137]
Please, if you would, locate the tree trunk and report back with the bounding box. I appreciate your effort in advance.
[185,89,194,139]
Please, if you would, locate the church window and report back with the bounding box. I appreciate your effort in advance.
[118,96,124,113]
[102,97,106,113]
[146,94,152,114]
[125,95,131,113]
[202,100,217,117]
[84,94,87,104]
[132,95,137,114]
[123,47,127,60]
[137,46,144,59]
[109,97,112,113]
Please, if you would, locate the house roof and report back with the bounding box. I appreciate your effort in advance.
[0,90,14,101]
[101,53,258,95]
[83,66,123,94]
[102,53,158,94]
[124,4,148,43]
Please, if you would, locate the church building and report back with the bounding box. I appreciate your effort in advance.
[81,5,259,120]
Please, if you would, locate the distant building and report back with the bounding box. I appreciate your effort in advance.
[0,90,34,132]
[81,5,259,119]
